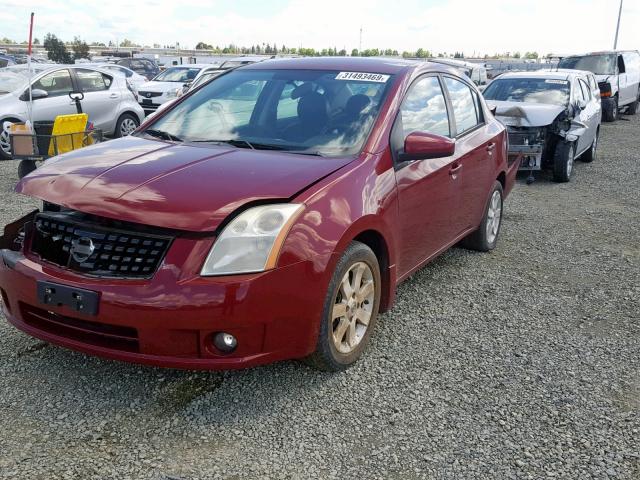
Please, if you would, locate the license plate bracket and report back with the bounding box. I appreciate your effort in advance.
[142,99,153,105]
[36,281,99,316]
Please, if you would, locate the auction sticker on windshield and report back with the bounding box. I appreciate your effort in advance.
[545,79,568,84]
[335,72,390,82]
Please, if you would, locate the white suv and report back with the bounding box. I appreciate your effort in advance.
[0,64,145,159]
[559,50,640,121]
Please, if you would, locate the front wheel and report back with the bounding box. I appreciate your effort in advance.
[0,118,21,160]
[114,113,140,138]
[602,97,618,122]
[553,141,575,183]
[305,242,381,371]
[460,181,503,252]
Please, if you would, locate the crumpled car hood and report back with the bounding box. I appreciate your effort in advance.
[16,136,353,232]
[487,101,565,127]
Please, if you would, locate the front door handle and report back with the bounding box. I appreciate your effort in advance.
[449,163,463,178]
[109,93,119,99]
[486,142,496,153]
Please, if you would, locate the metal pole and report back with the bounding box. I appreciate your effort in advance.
[614,0,623,49]
[359,27,362,52]
[27,12,34,127]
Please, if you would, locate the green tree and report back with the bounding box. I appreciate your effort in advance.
[195,41,213,50]
[351,48,359,56]
[71,37,90,60]
[513,51,521,58]
[338,49,347,56]
[120,38,138,47]
[524,51,539,59]
[43,33,72,63]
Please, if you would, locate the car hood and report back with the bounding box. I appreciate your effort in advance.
[16,136,353,232]
[487,101,565,127]
[138,81,181,92]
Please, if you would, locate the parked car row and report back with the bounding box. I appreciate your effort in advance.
[0,49,636,372]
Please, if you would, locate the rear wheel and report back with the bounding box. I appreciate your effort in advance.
[626,95,639,115]
[460,181,503,252]
[114,113,140,138]
[18,160,37,179]
[552,141,575,183]
[581,129,598,163]
[305,242,381,371]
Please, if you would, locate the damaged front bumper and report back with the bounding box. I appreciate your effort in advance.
[507,127,545,170]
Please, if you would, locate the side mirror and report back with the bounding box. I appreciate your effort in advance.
[489,104,497,116]
[576,99,587,110]
[21,88,48,101]
[401,131,455,161]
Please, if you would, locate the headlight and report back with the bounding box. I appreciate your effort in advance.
[201,204,304,276]
[165,88,180,98]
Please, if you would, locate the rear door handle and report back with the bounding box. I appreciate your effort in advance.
[109,93,119,99]
[487,142,496,152]
[449,163,463,177]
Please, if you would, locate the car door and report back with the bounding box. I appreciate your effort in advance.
[441,75,492,232]
[72,68,120,133]
[29,68,77,123]
[623,52,640,103]
[392,75,460,277]
[571,79,590,155]
[616,54,631,106]
[578,78,598,149]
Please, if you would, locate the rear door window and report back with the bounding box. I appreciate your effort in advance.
[443,76,480,135]
[76,69,112,92]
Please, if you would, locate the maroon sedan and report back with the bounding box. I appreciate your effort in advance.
[0,58,518,371]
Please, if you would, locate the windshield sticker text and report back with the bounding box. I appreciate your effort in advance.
[335,72,390,83]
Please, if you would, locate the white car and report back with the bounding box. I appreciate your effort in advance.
[137,65,206,114]
[85,63,148,94]
[0,64,145,159]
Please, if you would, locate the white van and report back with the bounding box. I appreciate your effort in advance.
[558,50,640,121]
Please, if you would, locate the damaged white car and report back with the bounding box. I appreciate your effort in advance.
[483,71,601,183]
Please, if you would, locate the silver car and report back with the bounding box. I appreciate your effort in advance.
[0,64,145,159]
[483,70,601,183]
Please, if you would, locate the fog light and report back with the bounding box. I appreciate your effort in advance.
[213,332,237,353]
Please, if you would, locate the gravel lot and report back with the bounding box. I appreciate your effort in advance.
[0,115,638,480]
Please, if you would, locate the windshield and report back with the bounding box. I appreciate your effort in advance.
[558,54,616,75]
[153,67,201,82]
[192,71,223,89]
[483,78,570,106]
[141,69,394,157]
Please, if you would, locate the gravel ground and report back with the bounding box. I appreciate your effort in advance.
[0,115,638,480]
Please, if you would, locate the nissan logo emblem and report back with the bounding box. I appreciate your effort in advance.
[70,237,95,263]
[146,92,152,98]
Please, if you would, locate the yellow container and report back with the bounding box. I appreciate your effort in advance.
[48,113,89,156]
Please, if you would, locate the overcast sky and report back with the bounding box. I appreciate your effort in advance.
[2,0,639,56]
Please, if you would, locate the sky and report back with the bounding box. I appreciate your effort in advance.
[1,0,639,56]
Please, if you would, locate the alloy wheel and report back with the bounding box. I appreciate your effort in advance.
[331,261,375,354]
[120,118,138,136]
[0,129,11,157]
[485,190,502,245]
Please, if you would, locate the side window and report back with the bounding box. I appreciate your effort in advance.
[276,82,301,120]
[76,69,112,92]
[443,76,480,135]
[573,80,585,103]
[399,76,450,138]
[617,55,626,74]
[31,69,73,97]
[579,79,591,100]
[588,75,597,91]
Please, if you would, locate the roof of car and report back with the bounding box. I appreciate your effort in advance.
[244,57,417,74]
[563,50,639,56]
[491,70,583,81]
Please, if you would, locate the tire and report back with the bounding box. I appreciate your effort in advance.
[460,181,504,252]
[18,160,37,179]
[0,118,21,160]
[602,97,618,122]
[581,129,598,163]
[552,141,575,183]
[305,241,381,371]
[626,97,639,115]
[114,113,140,138]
